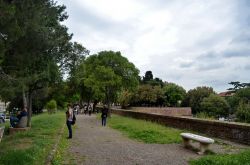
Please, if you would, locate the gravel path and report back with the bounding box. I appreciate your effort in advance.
[68,114,202,165]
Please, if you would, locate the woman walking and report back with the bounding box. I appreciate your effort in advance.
[66,104,73,139]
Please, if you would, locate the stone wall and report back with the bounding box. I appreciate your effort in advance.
[109,108,250,145]
[130,107,192,116]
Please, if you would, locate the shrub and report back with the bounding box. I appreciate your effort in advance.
[182,86,215,114]
[200,94,230,118]
[195,112,215,120]
[46,99,57,114]
[236,101,250,123]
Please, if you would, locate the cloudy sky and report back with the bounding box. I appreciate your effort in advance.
[57,0,250,92]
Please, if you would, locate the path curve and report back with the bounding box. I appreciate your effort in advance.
[68,115,200,165]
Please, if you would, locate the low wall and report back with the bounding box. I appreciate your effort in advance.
[130,107,192,116]
[109,108,250,145]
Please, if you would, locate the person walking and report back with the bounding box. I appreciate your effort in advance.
[66,104,73,139]
[101,105,108,126]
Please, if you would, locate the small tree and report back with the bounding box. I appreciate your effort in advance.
[200,94,230,118]
[46,99,57,114]
[163,83,186,107]
[236,101,250,123]
[183,86,215,114]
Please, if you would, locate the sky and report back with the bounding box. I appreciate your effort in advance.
[57,0,250,93]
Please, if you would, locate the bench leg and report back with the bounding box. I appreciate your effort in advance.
[182,137,191,148]
[198,143,209,155]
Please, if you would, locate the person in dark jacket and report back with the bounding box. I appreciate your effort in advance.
[101,105,108,126]
[10,107,28,127]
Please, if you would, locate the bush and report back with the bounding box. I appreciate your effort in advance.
[195,112,215,120]
[46,99,57,114]
[200,94,230,118]
[182,86,215,114]
[236,101,250,123]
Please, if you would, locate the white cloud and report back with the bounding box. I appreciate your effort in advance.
[58,0,250,92]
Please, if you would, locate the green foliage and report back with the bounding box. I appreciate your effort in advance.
[108,115,183,144]
[46,99,57,114]
[236,101,250,123]
[163,83,186,107]
[118,90,133,108]
[183,86,215,114]
[142,71,153,82]
[227,87,250,117]
[195,112,216,120]
[0,112,65,165]
[200,94,230,117]
[84,51,139,105]
[190,149,250,165]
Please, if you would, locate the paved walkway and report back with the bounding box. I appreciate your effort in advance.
[67,114,201,165]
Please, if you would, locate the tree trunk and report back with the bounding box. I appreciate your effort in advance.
[22,86,27,108]
[27,90,32,127]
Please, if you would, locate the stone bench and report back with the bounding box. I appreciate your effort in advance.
[9,127,30,135]
[180,133,214,155]
[9,116,30,135]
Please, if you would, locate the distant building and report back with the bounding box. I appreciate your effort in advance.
[218,91,235,97]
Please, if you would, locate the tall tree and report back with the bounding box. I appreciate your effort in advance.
[163,83,186,107]
[142,71,153,83]
[84,51,139,111]
[182,86,215,114]
[0,0,73,126]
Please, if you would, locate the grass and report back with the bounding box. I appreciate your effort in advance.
[0,112,66,165]
[108,114,183,144]
[189,149,250,165]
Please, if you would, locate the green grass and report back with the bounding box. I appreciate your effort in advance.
[0,112,66,165]
[108,115,183,144]
[189,149,250,165]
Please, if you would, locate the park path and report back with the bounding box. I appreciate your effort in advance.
[67,114,201,165]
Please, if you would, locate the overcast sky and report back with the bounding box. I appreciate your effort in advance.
[57,0,250,92]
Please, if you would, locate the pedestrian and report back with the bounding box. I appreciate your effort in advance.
[66,104,73,139]
[101,105,108,126]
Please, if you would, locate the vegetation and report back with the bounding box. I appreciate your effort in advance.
[200,94,230,117]
[0,112,65,165]
[108,115,183,144]
[46,99,57,114]
[82,51,140,109]
[190,149,250,165]
[182,86,215,114]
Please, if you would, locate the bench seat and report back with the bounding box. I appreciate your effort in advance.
[9,127,30,135]
[180,133,214,155]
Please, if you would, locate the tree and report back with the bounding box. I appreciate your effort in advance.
[236,101,250,123]
[142,71,153,83]
[0,0,73,126]
[163,83,186,107]
[183,86,215,114]
[228,81,250,91]
[84,51,139,111]
[200,94,230,117]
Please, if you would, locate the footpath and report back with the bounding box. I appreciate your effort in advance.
[66,114,201,165]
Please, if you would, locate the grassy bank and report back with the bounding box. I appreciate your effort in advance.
[190,149,250,165]
[0,112,66,165]
[108,114,183,144]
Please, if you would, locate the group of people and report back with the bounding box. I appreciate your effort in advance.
[65,104,109,139]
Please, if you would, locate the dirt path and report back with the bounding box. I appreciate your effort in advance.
[67,114,203,165]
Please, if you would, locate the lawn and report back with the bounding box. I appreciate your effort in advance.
[190,149,250,165]
[108,114,183,144]
[0,112,66,165]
